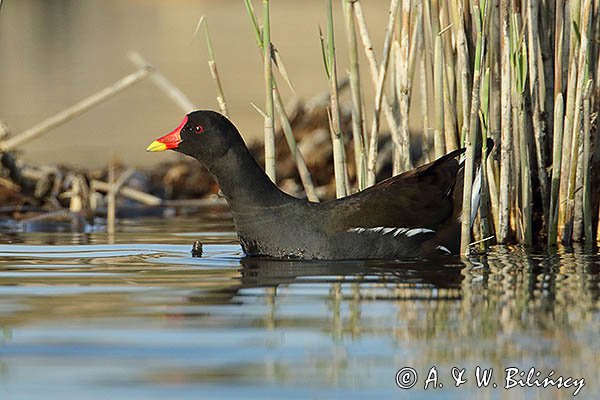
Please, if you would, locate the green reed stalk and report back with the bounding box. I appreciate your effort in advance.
[202,18,229,117]
[325,0,349,198]
[243,0,318,200]
[343,0,367,191]
[548,93,564,247]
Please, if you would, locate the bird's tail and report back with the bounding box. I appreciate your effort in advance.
[456,137,494,227]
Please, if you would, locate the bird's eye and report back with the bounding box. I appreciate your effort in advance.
[194,125,204,134]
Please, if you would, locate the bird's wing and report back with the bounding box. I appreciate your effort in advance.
[325,148,464,233]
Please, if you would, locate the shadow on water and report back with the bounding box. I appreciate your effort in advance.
[0,215,598,399]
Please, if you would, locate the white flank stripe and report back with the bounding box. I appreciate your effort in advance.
[348,227,435,238]
[436,245,452,255]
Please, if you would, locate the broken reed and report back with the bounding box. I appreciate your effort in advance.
[204,0,599,252]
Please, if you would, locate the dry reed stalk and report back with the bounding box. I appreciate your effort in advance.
[573,133,585,242]
[487,0,501,142]
[343,0,367,191]
[479,67,492,245]
[91,180,162,206]
[450,0,471,135]
[497,0,512,243]
[562,0,591,244]
[364,0,400,186]
[325,0,349,197]
[433,36,446,158]
[201,18,229,117]
[438,2,458,153]
[460,0,489,256]
[511,11,533,246]
[554,0,565,97]
[421,0,435,121]
[548,94,564,246]
[353,1,409,180]
[486,155,500,235]
[558,0,581,239]
[106,167,135,238]
[128,52,196,113]
[262,0,276,183]
[395,0,411,175]
[107,159,116,238]
[540,1,556,138]
[439,2,456,106]
[517,98,532,245]
[0,67,150,152]
[407,3,422,83]
[526,0,550,227]
[442,62,460,152]
[582,80,593,244]
[272,90,320,202]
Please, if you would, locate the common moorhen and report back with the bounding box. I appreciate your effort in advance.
[147,110,469,260]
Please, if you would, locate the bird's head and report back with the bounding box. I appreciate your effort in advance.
[146,110,236,161]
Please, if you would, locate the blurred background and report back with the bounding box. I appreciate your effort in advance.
[0,0,392,168]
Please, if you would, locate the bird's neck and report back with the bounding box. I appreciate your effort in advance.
[201,142,287,211]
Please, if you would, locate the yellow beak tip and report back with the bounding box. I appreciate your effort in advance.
[146,141,167,152]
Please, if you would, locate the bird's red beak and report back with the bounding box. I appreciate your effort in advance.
[146,116,188,152]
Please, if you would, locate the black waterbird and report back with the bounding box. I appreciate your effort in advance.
[147,110,474,260]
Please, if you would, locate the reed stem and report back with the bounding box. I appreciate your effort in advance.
[365,0,400,186]
[460,0,489,256]
[497,0,512,243]
[202,19,229,117]
[325,0,349,198]
[433,36,445,158]
[262,0,276,183]
[343,0,367,191]
[548,94,564,247]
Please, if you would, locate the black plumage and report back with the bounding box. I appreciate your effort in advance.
[148,110,469,260]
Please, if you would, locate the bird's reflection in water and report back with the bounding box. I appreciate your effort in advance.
[187,256,466,310]
[239,256,465,291]
[186,247,600,344]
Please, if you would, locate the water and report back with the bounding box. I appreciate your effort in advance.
[0,209,598,399]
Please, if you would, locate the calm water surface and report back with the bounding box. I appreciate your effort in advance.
[0,208,598,399]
